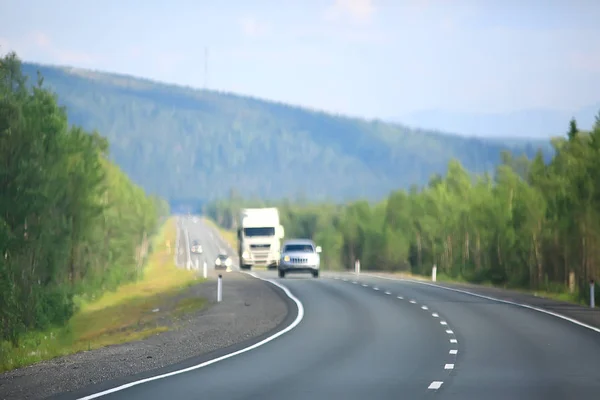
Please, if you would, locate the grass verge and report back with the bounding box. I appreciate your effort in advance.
[0,217,206,373]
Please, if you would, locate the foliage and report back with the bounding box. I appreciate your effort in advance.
[0,53,168,346]
[20,62,552,204]
[207,115,600,304]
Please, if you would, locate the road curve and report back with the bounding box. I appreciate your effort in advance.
[69,220,600,400]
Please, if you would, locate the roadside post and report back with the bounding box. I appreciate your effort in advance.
[432,264,437,282]
[355,259,360,277]
[195,258,199,271]
[217,274,223,303]
[591,279,595,308]
[203,261,208,279]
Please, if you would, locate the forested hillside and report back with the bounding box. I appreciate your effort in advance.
[0,53,168,346]
[21,62,551,203]
[207,116,600,305]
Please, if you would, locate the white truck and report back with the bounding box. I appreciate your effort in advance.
[237,208,285,270]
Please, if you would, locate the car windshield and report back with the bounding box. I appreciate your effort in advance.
[243,227,275,237]
[284,244,314,253]
[217,255,228,260]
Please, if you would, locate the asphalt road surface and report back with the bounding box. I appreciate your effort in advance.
[177,215,239,272]
[78,217,600,400]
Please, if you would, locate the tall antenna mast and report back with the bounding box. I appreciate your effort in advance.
[204,47,209,89]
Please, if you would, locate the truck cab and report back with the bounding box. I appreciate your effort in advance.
[237,208,284,270]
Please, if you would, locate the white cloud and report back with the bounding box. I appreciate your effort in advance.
[239,16,269,37]
[325,0,375,24]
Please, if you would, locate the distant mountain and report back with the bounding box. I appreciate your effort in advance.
[22,62,552,203]
[396,105,600,139]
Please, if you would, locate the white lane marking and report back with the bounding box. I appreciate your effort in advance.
[444,364,455,370]
[362,284,369,287]
[440,321,448,325]
[77,272,304,400]
[373,287,380,291]
[342,278,348,281]
[428,381,443,390]
[362,273,600,334]
[432,313,439,318]
[334,277,339,280]
[352,281,358,284]
[446,330,454,334]
[421,305,428,310]
[409,300,417,304]
[397,296,404,299]
[449,350,458,355]
[450,339,458,343]
[384,291,392,295]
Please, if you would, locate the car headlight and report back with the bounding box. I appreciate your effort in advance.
[225,258,232,266]
[283,255,290,262]
[242,251,249,259]
[216,258,221,265]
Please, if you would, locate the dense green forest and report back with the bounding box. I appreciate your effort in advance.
[207,116,600,304]
[21,62,552,204]
[0,53,169,345]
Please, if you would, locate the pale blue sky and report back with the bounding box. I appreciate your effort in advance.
[1,0,599,120]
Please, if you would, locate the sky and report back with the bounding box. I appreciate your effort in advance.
[1,0,600,121]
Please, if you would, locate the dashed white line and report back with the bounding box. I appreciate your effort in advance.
[362,272,600,335]
[440,321,448,325]
[450,339,458,343]
[361,284,369,287]
[342,278,348,281]
[446,330,454,334]
[409,300,417,304]
[421,305,428,310]
[352,281,358,284]
[432,313,439,317]
[384,291,392,295]
[449,350,458,355]
[373,287,380,291]
[444,364,455,370]
[397,296,404,299]
[428,381,443,390]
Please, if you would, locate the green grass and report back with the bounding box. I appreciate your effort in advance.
[0,218,207,373]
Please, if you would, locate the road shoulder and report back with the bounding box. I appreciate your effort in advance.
[0,272,291,400]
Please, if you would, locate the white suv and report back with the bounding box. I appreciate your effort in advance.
[278,239,321,278]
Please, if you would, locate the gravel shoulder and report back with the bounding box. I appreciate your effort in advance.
[364,271,600,329]
[0,272,289,400]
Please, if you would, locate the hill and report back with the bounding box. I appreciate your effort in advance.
[22,62,552,203]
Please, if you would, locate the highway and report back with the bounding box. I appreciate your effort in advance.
[80,217,600,400]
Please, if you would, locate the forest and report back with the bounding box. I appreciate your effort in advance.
[0,53,169,345]
[207,116,600,305]
[20,62,550,203]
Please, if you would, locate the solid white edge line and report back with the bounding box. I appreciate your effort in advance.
[77,272,304,400]
[428,381,443,390]
[361,273,600,334]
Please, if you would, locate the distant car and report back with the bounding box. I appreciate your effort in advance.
[191,241,203,254]
[215,253,232,269]
[278,239,321,278]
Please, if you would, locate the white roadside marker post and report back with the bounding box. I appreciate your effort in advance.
[591,279,595,308]
[203,261,208,279]
[217,274,223,303]
[432,264,437,282]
